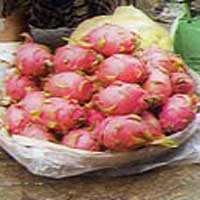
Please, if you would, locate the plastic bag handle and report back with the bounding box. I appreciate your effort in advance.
[173,0,192,20]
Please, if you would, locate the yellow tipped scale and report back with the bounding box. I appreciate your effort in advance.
[30,110,41,117]
[20,33,34,43]
[44,60,53,68]
[78,80,86,93]
[84,102,93,109]
[56,82,68,89]
[134,137,147,146]
[62,37,92,48]
[91,54,104,67]
[44,92,51,97]
[63,59,69,64]
[48,121,57,129]
[128,114,142,122]
[97,37,106,49]
[150,136,178,149]
[100,104,117,115]
[105,75,116,82]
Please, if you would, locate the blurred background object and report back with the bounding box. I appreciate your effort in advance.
[0,0,199,45]
[0,0,29,41]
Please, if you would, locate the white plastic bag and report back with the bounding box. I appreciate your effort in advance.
[0,112,199,178]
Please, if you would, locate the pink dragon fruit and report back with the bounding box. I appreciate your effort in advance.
[85,109,105,129]
[143,67,172,107]
[5,73,37,101]
[96,54,148,85]
[20,124,56,142]
[54,45,103,73]
[171,72,195,94]
[6,104,30,134]
[159,94,197,133]
[39,97,86,131]
[82,24,139,56]
[20,91,46,122]
[16,34,53,76]
[141,47,187,73]
[142,111,163,138]
[94,114,164,151]
[44,72,94,102]
[93,82,148,115]
[62,129,100,151]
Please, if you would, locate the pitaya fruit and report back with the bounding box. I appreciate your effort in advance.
[94,114,164,151]
[159,94,196,133]
[6,104,29,134]
[16,34,53,76]
[93,82,148,115]
[85,109,105,129]
[20,124,56,142]
[171,72,195,94]
[20,91,46,122]
[142,111,163,138]
[54,45,103,74]
[82,24,139,56]
[62,129,100,151]
[143,67,172,107]
[96,54,148,85]
[5,73,37,101]
[44,72,94,102]
[141,47,186,73]
[39,97,86,131]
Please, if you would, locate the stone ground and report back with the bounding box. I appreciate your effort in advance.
[1,147,200,200]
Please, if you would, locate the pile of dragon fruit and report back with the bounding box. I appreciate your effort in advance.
[5,24,198,152]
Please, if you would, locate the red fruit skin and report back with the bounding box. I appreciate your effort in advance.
[62,129,100,151]
[54,45,102,73]
[94,115,161,151]
[142,111,163,137]
[5,74,37,101]
[86,109,105,129]
[44,72,94,102]
[6,105,29,134]
[141,47,186,73]
[143,67,172,107]
[171,72,195,94]
[20,124,56,142]
[96,54,148,85]
[16,42,52,76]
[39,97,86,131]
[21,91,46,122]
[82,24,138,56]
[93,82,148,115]
[159,94,196,133]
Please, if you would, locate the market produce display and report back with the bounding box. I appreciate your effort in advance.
[4,24,198,153]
